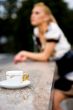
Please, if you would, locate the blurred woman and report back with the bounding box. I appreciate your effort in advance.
[14,2,73,110]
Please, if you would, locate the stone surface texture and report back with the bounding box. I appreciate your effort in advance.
[0,56,56,110]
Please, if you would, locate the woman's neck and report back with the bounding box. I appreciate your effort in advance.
[37,22,49,45]
[38,22,49,34]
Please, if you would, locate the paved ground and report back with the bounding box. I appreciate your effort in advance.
[61,98,73,110]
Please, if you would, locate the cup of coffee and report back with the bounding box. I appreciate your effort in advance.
[6,70,29,81]
[6,70,23,81]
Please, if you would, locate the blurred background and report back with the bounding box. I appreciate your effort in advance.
[0,0,73,54]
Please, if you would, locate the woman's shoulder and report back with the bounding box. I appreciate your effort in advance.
[48,22,60,30]
[45,22,61,40]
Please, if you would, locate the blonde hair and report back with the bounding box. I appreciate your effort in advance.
[33,2,57,23]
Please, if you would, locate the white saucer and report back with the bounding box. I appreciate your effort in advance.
[0,78,31,89]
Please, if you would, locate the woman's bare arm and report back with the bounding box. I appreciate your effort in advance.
[18,42,56,61]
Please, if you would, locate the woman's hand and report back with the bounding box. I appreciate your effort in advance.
[14,51,27,63]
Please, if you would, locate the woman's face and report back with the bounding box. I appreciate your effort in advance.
[30,6,49,26]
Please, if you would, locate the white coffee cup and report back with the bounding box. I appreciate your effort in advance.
[6,70,24,81]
